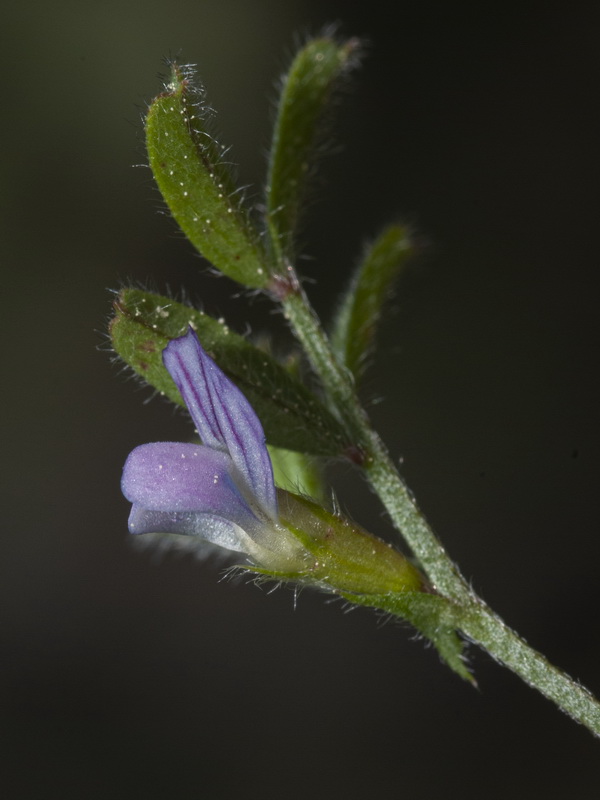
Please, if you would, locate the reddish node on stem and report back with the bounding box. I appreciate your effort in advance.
[344,444,367,466]
[268,267,300,301]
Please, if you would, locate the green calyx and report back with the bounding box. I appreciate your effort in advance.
[276,490,424,596]
[252,489,472,682]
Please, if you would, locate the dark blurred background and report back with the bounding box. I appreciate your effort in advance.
[3,1,599,797]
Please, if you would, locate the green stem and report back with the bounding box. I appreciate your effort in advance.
[282,289,469,600]
[280,285,600,738]
[456,600,600,734]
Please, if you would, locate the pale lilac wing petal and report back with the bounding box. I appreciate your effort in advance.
[122,442,258,530]
[162,329,277,518]
[128,505,254,554]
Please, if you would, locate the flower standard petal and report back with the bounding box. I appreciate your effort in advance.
[163,329,278,519]
[121,442,260,531]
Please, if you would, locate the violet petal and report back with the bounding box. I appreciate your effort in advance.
[121,442,259,531]
[163,329,277,518]
[128,505,254,553]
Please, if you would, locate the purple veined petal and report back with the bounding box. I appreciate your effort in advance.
[128,505,256,554]
[163,329,277,519]
[121,442,259,531]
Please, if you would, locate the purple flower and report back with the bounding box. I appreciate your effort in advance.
[121,329,307,569]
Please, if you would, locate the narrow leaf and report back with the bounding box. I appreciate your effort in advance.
[266,36,361,257]
[110,288,351,457]
[342,590,474,683]
[146,63,270,289]
[331,224,415,381]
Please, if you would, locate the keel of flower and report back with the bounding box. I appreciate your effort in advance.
[121,328,425,595]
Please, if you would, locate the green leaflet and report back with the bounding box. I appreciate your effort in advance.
[340,591,474,683]
[110,289,350,457]
[266,36,361,259]
[146,63,270,289]
[331,224,415,381]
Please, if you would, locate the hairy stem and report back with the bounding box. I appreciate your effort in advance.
[457,600,600,734]
[282,288,468,600]
[280,284,600,738]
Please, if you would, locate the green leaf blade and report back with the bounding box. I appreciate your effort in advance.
[110,289,351,457]
[146,64,269,289]
[266,36,361,257]
[331,224,416,381]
